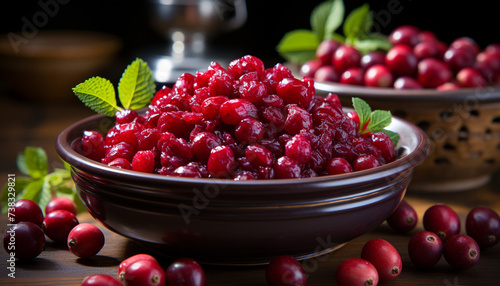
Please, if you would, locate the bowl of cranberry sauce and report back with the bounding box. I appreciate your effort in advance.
[304,29,500,192]
[56,55,429,265]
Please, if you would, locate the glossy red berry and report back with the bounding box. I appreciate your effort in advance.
[207,145,235,178]
[444,47,475,73]
[326,157,353,175]
[465,206,500,249]
[336,258,379,286]
[284,134,311,165]
[235,117,265,143]
[456,67,486,88]
[314,65,339,83]
[389,25,420,47]
[385,44,418,76]
[284,104,313,135]
[266,255,306,286]
[165,257,206,286]
[443,234,480,270]
[393,76,423,89]
[67,223,104,258]
[316,39,340,65]
[274,156,301,179]
[386,200,418,233]
[219,98,258,125]
[119,254,159,281]
[408,231,443,268]
[353,155,380,171]
[81,274,123,286]
[42,209,79,243]
[361,238,402,282]
[3,221,45,260]
[9,199,44,227]
[132,150,156,173]
[423,204,461,241]
[360,51,386,70]
[123,259,166,286]
[339,67,364,86]
[417,58,452,88]
[46,197,78,216]
[300,59,322,78]
[80,130,105,161]
[364,65,394,87]
[333,45,361,73]
[413,41,442,61]
[276,77,313,109]
[450,37,480,56]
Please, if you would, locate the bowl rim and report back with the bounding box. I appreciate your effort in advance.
[56,111,430,193]
[314,81,500,103]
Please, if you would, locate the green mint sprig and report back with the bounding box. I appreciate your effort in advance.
[276,0,392,65]
[73,58,155,116]
[352,97,400,147]
[1,147,84,214]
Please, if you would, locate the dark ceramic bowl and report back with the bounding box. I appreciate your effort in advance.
[315,82,500,192]
[56,112,429,265]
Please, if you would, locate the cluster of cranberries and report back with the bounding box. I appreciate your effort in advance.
[82,255,206,286]
[75,55,396,179]
[387,200,500,270]
[3,198,104,260]
[301,25,500,89]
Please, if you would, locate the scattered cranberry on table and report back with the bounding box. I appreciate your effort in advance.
[336,258,379,286]
[46,196,78,216]
[42,209,80,244]
[423,203,461,242]
[3,221,45,260]
[466,206,500,249]
[407,231,443,268]
[81,274,123,286]
[265,255,307,286]
[443,234,481,270]
[386,200,418,233]
[9,198,44,227]
[361,238,402,282]
[123,259,166,286]
[165,257,206,286]
[67,223,105,258]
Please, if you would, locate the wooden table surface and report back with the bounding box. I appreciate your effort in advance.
[1,89,500,285]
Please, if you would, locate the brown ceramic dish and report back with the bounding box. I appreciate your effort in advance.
[56,111,429,265]
[315,82,500,192]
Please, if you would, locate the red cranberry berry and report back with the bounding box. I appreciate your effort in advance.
[228,54,265,80]
[300,59,322,78]
[393,76,423,89]
[386,200,418,233]
[389,25,420,47]
[369,132,395,163]
[364,65,394,88]
[466,206,500,249]
[201,96,229,120]
[108,158,132,170]
[3,221,45,260]
[326,157,353,175]
[165,257,206,286]
[274,156,301,179]
[361,238,402,282]
[123,259,166,286]
[132,150,156,173]
[336,258,379,286]
[80,130,105,161]
[353,155,380,171]
[207,145,235,178]
[450,37,481,56]
[67,223,105,258]
[191,132,222,161]
[423,204,461,241]
[42,209,79,243]
[408,231,443,268]
[417,58,452,88]
[45,197,78,216]
[333,45,361,74]
[314,65,339,83]
[235,117,265,143]
[413,41,442,61]
[475,51,500,82]
[316,39,340,65]
[81,274,123,286]
[443,234,480,270]
[9,199,44,227]
[385,44,418,76]
[360,51,386,70]
[245,144,274,168]
[284,134,311,165]
[456,67,486,88]
[266,255,306,286]
[339,67,364,86]
[116,109,139,124]
[219,98,258,125]
[276,77,313,109]
[444,47,476,73]
[119,254,159,281]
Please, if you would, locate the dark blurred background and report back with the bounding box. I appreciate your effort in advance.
[0,0,499,174]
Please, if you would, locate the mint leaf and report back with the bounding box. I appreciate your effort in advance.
[368,110,392,132]
[311,0,345,41]
[118,58,156,110]
[18,179,43,202]
[343,3,372,42]
[73,76,122,117]
[24,147,48,179]
[16,152,29,176]
[353,35,392,53]
[383,129,400,147]
[276,29,319,64]
[352,97,371,131]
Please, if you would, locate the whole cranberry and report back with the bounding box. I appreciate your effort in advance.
[436,82,460,91]
[417,30,437,42]
[123,259,166,286]
[119,254,159,281]
[165,257,206,286]
[46,197,78,216]
[116,109,139,124]
[360,51,386,70]
[81,274,123,286]
[326,157,353,175]
[314,65,339,83]
[277,77,313,109]
[67,223,105,258]
[333,45,361,73]
[386,200,418,233]
[475,51,500,82]
[207,145,235,178]
[9,199,44,227]
[42,209,79,243]
[361,238,402,282]
[339,67,364,86]
[336,258,379,286]
[235,117,265,143]
[393,76,423,89]
[80,130,105,161]
[3,221,45,260]
[299,59,322,78]
[385,44,418,76]
[450,37,481,56]
[413,41,442,61]
[274,156,301,179]
[423,204,461,241]
[285,134,311,165]
[364,64,394,87]
[369,132,396,163]
[485,43,500,57]
[466,206,500,249]
[219,98,258,125]
[417,58,452,88]
[132,150,156,173]
[389,25,420,47]
[456,67,486,88]
[191,132,222,161]
[353,155,380,171]
[443,234,480,270]
[266,255,306,286]
[316,39,341,65]
[284,104,313,135]
[444,47,476,73]
[408,231,443,268]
